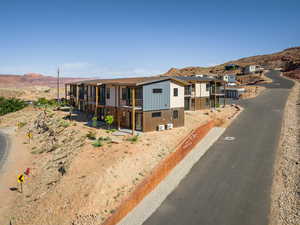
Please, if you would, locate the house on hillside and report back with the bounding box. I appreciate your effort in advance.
[66,77,188,132]
[225,64,240,71]
[173,76,226,110]
[244,65,263,74]
[219,74,236,83]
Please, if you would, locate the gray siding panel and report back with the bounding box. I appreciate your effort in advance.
[143,81,170,111]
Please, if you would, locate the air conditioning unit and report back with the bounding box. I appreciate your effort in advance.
[158,124,165,131]
[166,123,173,130]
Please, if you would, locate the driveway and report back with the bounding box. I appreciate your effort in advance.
[143,71,294,225]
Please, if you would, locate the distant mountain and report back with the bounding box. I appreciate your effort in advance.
[0,73,90,88]
[161,47,300,79]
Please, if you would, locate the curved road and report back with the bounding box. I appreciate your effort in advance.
[143,71,294,225]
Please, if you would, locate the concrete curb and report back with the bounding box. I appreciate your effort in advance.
[103,121,225,225]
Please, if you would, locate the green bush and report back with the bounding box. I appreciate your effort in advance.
[0,97,27,116]
[34,98,58,108]
[105,115,114,129]
[60,120,70,128]
[92,139,103,147]
[92,116,98,128]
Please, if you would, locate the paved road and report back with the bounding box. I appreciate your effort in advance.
[143,71,294,225]
[0,131,8,170]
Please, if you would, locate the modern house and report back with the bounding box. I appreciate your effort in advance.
[219,74,236,83]
[173,76,226,110]
[65,77,188,132]
[244,65,263,74]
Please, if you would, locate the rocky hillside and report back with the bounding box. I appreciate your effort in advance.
[161,47,300,79]
[0,73,89,88]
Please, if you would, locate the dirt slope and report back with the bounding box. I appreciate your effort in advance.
[161,47,300,79]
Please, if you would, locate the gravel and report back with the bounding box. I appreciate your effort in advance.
[270,80,300,225]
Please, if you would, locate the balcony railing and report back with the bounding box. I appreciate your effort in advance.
[120,98,143,108]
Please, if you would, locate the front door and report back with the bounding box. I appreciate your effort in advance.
[135,112,143,131]
[184,97,190,110]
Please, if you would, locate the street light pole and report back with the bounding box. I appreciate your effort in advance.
[57,66,60,103]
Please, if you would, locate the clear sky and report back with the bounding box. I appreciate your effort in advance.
[0,0,299,78]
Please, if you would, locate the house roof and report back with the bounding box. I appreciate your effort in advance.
[66,76,188,86]
[173,76,225,83]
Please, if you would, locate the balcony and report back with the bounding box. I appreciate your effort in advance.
[120,98,143,109]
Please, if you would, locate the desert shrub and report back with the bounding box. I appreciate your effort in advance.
[92,116,98,128]
[92,139,103,147]
[98,136,112,142]
[126,135,139,143]
[34,98,58,108]
[60,120,70,128]
[17,121,27,128]
[0,97,27,116]
[86,131,96,140]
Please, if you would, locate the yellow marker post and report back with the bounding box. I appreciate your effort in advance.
[26,132,33,144]
[17,174,25,193]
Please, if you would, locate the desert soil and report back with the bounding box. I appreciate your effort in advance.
[0,100,240,225]
[269,79,300,225]
[0,86,65,101]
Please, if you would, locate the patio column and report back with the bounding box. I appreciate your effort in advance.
[223,82,226,107]
[95,86,99,116]
[118,86,121,130]
[131,88,135,135]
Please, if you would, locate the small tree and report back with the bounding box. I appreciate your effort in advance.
[105,115,114,130]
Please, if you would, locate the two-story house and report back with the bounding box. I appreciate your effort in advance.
[66,77,188,132]
[172,76,226,110]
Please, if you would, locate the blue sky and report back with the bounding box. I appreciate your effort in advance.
[0,0,299,78]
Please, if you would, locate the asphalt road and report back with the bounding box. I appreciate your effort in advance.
[0,131,8,170]
[143,71,294,225]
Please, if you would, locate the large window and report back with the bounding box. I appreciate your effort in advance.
[173,88,178,97]
[173,110,179,119]
[152,88,162,93]
[106,87,110,99]
[122,88,127,100]
[152,112,161,117]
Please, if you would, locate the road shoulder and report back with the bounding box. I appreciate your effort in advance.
[270,79,300,225]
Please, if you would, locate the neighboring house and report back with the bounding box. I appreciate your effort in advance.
[244,65,263,74]
[66,77,188,132]
[173,76,226,110]
[222,87,245,99]
[220,74,236,83]
[225,64,240,71]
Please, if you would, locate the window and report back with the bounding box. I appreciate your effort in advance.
[152,112,161,117]
[173,88,178,97]
[152,88,162,93]
[191,84,195,92]
[173,110,178,119]
[206,83,210,92]
[106,88,110,99]
[122,88,127,100]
